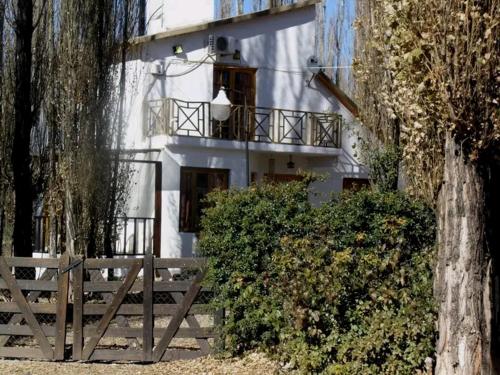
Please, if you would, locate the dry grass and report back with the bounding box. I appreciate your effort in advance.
[0,352,280,375]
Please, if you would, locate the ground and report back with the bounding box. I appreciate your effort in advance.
[0,352,279,374]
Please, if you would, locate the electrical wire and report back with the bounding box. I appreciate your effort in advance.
[260,65,353,75]
[159,55,352,78]
[164,54,215,77]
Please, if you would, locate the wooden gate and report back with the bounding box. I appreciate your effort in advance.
[0,255,217,362]
[0,254,70,360]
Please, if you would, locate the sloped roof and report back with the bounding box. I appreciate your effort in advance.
[131,0,321,45]
[315,72,359,117]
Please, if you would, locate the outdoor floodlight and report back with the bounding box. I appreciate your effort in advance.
[211,87,232,121]
[172,45,184,55]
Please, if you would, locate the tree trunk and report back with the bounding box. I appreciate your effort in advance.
[64,185,76,256]
[0,207,4,255]
[12,0,34,258]
[104,0,129,262]
[48,214,57,258]
[485,161,500,373]
[219,0,232,18]
[138,0,146,35]
[237,0,244,15]
[0,2,5,255]
[435,132,497,374]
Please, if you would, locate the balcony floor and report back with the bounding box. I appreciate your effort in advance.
[164,135,342,157]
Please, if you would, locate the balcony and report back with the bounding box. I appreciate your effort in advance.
[33,215,157,257]
[146,98,342,149]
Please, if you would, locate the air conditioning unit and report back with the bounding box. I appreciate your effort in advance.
[148,61,164,76]
[209,35,238,55]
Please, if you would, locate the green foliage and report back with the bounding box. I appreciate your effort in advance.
[364,144,401,193]
[198,184,436,374]
[198,181,313,353]
[273,190,436,374]
[355,0,499,201]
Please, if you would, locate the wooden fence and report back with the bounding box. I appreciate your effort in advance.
[0,254,218,362]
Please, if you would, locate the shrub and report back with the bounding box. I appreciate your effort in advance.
[197,181,314,353]
[199,185,436,374]
[362,143,401,192]
[272,190,436,374]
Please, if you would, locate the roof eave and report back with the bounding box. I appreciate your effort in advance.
[130,0,321,46]
[315,72,359,118]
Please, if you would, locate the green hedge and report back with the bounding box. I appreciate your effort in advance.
[198,181,313,352]
[198,183,436,374]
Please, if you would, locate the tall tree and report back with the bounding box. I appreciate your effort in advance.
[0,2,12,255]
[11,0,34,257]
[8,0,51,258]
[0,1,6,252]
[249,0,296,12]
[270,0,295,7]
[237,0,244,15]
[50,0,134,257]
[220,0,233,18]
[252,0,264,11]
[104,0,131,260]
[355,0,499,373]
[0,0,135,258]
[317,0,355,97]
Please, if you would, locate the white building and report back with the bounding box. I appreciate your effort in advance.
[116,0,368,259]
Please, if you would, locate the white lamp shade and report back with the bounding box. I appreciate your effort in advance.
[211,87,232,121]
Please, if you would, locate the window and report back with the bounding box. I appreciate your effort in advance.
[263,173,304,184]
[179,167,229,232]
[342,178,370,191]
[213,65,256,140]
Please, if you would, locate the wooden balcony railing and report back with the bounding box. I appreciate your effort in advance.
[147,98,342,148]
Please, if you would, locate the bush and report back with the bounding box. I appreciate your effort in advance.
[273,190,436,374]
[197,181,314,353]
[360,143,401,192]
[198,184,436,374]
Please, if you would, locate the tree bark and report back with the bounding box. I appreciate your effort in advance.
[220,0,232,18]
[138,0,146,35]
[435,132,497,374]
[104,0,129,263]
[237,0,244,15]
[0,1,4,132]
[485,161,500,374]
[0,2,5,254]
[12,0,34,257]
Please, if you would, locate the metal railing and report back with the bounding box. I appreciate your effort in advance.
[113,216,155,256]
[147,98,342,148]
[33,215,155,256]
[33,215,62,254]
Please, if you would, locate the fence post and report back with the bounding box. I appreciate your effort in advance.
[214,307,225,352]
[153,162,162,258]
[54,252,70,360]
[143,254,154,362]
[72,257,84,361]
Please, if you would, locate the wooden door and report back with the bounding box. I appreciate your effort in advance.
[213,65,256,140]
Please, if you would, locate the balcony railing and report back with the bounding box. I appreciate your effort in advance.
[147,98,342,148]
[32,215,155,257]
[33,215,62,254]
[113,216,155,256]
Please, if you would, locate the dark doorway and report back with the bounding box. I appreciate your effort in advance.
[213,65,256,140]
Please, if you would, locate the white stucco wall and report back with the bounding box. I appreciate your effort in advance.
[146,0,215,34]
[120,5,368,258]
[123,6,342,147]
